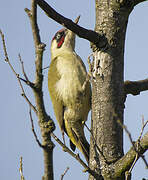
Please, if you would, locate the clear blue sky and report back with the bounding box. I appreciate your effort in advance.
[0,1,148,180]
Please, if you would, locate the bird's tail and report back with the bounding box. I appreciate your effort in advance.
[79,136,90,164]
[66,122,90,164]
[69,133,90,163]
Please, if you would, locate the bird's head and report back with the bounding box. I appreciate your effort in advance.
[50,28,76,59]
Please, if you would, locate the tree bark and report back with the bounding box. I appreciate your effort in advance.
[89,0,133,179]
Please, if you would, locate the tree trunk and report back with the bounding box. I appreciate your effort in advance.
[89,0,133,179]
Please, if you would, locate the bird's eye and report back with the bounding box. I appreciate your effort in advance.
[55,31,65,42]
[56,33,62,40]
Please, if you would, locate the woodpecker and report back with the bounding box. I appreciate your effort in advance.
[48,28,91,163]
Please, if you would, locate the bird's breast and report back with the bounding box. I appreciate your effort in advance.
[55,54,85,105]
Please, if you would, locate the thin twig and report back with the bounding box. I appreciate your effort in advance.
[19,157,25,180]
[51,133,89,169]
[74,15,80,24]
[138,117,148,142]
[118,120,148,169]
[85,123,107,162]
[125,154,138,180]
[129,154,138,173]
[118,120,136,151]
[0,30,9,61]
[42,65,49,70]
[125,171,131,180]
[18,54,32,82]
[18,54,29,82]
[0,30,37,114]
[61,167,70,180]
[0,30,19,74]
[29,106,44,148]
[113,132,148,178]
[18,54,35,88]
[137,117,148,168]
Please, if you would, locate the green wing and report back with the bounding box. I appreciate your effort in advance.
[48,58,64,132]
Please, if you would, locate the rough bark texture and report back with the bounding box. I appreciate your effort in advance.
[89,0,133,179]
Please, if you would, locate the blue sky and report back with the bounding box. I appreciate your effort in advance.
[0,0,148,180]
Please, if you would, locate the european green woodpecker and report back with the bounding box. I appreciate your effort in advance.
[48,28,91,163]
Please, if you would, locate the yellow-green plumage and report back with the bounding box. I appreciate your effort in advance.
[48,29,91,163]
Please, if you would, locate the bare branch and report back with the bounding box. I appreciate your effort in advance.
[21,92,37,114]
[18,54,29,81]
[124,79,148,96]
[137,118,148,168]
[18,55,35,88]
[0,30,19,75]
[36,0,107,48]
[118,120,148,168]
[29,107,44,148]
[113,132,148,178]
[50,132,100,179]
[25,7,46,87]
[138,117,148,142]
[113,118,148,179]
[25,2,41,45]
[25,1,55,179]
[25,0,53,124]
[50,133,88,169]
[61,167,69,180]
